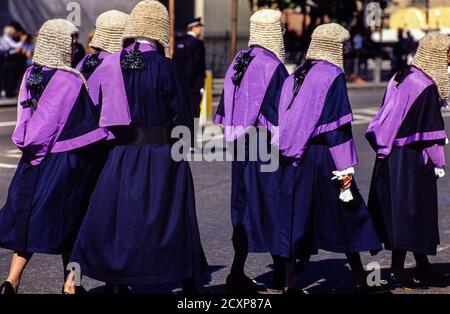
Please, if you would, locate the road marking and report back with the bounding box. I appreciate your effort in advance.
[0,163,17,169]
[0,121,16,128]
[4,154,21,159]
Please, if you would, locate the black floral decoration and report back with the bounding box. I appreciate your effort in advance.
[394,66,412,87]
[26,67,44,92]
[232,50,254,86]
[81,53,101,74]
[121,45,145,73]
[287,60,314,110]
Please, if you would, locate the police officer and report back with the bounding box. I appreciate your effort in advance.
[174,17,206,119]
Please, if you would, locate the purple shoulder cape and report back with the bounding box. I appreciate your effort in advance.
[14,66,108,166]
[214,47,282,141]
[274,61,351,160]
[98,43,157,128]
[366,66,447,161]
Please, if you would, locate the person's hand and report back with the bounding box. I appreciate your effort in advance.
[341,174,353,190]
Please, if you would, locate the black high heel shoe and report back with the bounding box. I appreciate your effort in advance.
[414,266,450,288]
[353,279,393,294]
[225,274,267,293]
[103,284,131,294]
[0,281,16,295]
[283,287,308,295]
[389,270,422,289]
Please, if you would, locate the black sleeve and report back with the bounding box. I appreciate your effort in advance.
[260,63,289,126]
[318,73,352,125]
[216,90,225,118]
[397,84,445,142]
[163,60,194,130]
[57,86,100,141]
[190,40,206,92]
[324,123,354,147]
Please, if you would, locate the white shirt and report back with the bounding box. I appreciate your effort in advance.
[0,35,23,54]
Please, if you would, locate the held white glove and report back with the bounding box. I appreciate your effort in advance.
[435,167,445,178]
[331,167,355,203]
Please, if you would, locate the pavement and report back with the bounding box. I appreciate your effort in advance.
[1,88,450,294]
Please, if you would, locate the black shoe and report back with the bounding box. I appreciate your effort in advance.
[103,284,131,294]
[0,281,16,295]
[389,270,422,289]
[272,269,285,290]
[225,274,267,293]
[283,287,308,295]
[414,267,450,288]
[353,280,393,294]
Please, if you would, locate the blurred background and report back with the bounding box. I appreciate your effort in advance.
[1,0,450,104]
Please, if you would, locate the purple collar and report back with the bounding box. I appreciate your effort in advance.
[274,61,344,159]
[216,46,282,141]
[125,42,158,52]
[98,43,157,127]
[366,66,436,157]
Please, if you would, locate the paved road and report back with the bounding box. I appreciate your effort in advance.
[1,89,450,294]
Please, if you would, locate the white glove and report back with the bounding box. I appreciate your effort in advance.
[435,167,445,178]
[332,167,355,203]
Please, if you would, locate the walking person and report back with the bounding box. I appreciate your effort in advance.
[64,0,208,294]
[366,34,450,288]
[275,24,388,294]
[0,19,109,295]
[214,9,289,292]
[173,17,206,119]
[76,10,130,108]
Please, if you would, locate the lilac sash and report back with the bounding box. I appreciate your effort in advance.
[366,67,444,158]
[99,42,158,127]
[13,67,108,165]
[274,61,347,159]
[215,47,282,141]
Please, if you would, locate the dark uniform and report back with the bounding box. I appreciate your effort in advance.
[173,19,206,118]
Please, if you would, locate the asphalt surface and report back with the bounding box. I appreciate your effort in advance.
[1,88,450,294]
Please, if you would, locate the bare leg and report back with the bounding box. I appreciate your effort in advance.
[5,251,33,292]
[63,269,77,294]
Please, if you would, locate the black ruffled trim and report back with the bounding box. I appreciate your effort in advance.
[287,60,314,110]
[81,53,101,74]
[394,66,412,87]
[26,66,44,92]
[232,49,254,86]
[121,43,145,73]
[21,98,38,111]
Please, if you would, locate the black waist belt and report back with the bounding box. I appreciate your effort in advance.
[113,126,170,145]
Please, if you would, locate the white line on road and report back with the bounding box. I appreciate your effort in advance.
[6,149,20,154]
[0,163,17,169]
[0,121,16,128]
[4,154,21,159]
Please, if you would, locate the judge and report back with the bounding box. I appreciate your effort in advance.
[0,19,108,295]
[77,10,129,108]
[275,24,386,294]
[214,9,289,292]
[366,34,450,288]
[65,0,207,294]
